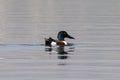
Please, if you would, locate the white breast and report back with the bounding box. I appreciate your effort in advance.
[62,41,68,45]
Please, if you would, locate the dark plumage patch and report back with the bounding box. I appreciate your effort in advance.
[45,37,55,46]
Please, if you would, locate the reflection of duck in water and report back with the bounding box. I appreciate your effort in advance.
[45,31,75,59]
[45,31,75,47]
[45,46,74,59]
[57,46,68,59]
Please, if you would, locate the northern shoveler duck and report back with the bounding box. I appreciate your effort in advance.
[45,31,75,46]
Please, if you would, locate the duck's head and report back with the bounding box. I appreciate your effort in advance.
[57,31,75,40]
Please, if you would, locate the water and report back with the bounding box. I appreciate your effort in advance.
[0,0,120,80]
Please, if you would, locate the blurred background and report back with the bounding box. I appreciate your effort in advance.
[0,0,120,80]
[0,0,120,45]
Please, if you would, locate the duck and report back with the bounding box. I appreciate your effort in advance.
[45,31,75,47]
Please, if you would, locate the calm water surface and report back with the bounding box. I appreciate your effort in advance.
[0,0,120,80]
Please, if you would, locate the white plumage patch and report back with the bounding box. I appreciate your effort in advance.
[51,41,56,46]
[62,41,68,45]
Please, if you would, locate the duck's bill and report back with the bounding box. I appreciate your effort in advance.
[67,34,75,39]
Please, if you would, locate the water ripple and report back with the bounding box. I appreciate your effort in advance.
[0,44,44,47]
